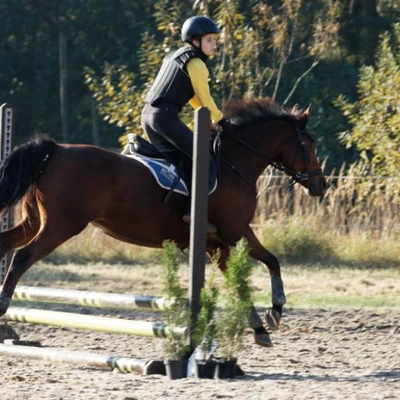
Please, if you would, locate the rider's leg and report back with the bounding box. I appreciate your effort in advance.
[141,103,194,157]
[181,159,216,233]
[142,103,216,232]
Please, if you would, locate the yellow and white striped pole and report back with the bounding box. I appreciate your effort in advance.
[1,307,187,338]
[13,286,177,311]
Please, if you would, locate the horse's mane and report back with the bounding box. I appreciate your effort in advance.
[223,98,299,129]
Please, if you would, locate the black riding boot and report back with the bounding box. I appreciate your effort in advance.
[182,195,217,234]
[182,197,191,224]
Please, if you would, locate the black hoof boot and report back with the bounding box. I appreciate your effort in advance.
[0,294,11,317]
[265,308,282,330]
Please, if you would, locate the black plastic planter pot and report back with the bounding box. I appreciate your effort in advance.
[194,359,217,379]
[164,359,188,380]
[214,358,237,379]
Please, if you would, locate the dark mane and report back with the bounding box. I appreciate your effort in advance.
[223,98,299,129]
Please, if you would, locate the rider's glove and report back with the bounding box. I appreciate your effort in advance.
[217,118,233,134]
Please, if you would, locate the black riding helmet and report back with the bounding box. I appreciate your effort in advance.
[181,16,220,43]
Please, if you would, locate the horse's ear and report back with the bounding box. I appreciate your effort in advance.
[304,103,312,118]
[299,104,311,127]
[291,103,300,114]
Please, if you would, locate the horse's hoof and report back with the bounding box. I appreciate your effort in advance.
[0,294,11,316]
[0,327,20,342]
[265,308,281,331]
[254,331,273,348]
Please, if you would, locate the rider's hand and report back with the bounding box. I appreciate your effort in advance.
[217,118,233,134]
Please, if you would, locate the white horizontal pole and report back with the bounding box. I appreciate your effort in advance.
[0,343,148,373]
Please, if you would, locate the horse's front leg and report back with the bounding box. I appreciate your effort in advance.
[243,227,286,331]
[207,246,273,348]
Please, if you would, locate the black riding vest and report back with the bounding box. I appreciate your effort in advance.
[145,46,208,111]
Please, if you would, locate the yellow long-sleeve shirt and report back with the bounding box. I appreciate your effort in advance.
[187,58,223,124]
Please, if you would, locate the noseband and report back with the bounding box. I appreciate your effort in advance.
[271,124,322,185]
[217,123,322,195]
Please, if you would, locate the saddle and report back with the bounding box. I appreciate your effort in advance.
[125,133,164,159]
[123,133,218,197]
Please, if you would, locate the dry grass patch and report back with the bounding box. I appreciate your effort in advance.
[18,262,400,311]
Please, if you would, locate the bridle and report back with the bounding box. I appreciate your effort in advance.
[215,123,323,196]
[272,124,323,185]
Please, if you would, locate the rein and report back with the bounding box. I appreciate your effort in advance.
[215,123,322,196]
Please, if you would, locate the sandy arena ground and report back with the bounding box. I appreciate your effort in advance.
[1,307,399,400]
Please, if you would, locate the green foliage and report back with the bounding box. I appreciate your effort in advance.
[161,240,190,360]
[208,0,341,104]
[84,64,144,144]
[193,268,219,357]
[224,239,254,304]
[216,239,254,359]
[336,24,400,182]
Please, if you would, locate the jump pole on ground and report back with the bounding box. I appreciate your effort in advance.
[0,343,153,374]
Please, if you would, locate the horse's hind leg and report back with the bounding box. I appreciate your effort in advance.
[0,217,88,316]
[0,196,41,259]
[208,246,273,348]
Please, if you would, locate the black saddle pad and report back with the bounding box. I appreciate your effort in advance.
[123,134,218,195]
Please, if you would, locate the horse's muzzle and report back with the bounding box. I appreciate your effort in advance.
[320,178,328,193]
[308,176,328,197]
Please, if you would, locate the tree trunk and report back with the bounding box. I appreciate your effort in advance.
[342,0,380,66]
[91,98,100,145]
[59,30,69,142]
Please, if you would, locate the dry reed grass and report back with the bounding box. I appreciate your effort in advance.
[255,163,399,238]
[253,164,399,266]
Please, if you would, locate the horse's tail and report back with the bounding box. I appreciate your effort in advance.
[0,135,57,213]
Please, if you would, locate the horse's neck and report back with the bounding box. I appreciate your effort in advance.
[221,130,280,183]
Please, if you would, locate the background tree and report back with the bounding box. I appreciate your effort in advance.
[86,0,342,147]
[0,0,399,173]
[336,23,400,182]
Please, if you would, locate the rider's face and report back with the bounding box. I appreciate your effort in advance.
[193,34,217,56]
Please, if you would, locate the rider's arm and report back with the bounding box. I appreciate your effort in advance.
[187,58,223,124]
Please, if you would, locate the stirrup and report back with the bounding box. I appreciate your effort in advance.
[182,215,217,234]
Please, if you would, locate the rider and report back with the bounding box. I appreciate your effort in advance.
[141,15,233,232]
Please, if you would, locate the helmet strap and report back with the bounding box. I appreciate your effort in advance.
[190,36,207,57]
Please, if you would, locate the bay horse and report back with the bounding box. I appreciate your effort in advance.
[0,98,326,347]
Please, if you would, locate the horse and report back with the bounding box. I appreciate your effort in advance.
[0,98,327,347]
